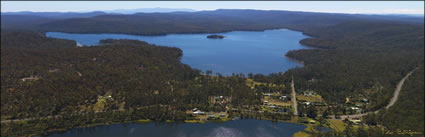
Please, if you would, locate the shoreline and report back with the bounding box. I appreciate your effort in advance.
[45,28,315,77]
[37,115,326,137]
[40,118,315,137]
[42,27,287,37]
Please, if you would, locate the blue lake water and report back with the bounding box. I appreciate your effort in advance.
[46,119,307,137]
[46,29,309,75]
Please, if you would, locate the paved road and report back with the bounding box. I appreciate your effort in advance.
[291,76,298,116]
[330,67,419,120]
[385,67,418,109]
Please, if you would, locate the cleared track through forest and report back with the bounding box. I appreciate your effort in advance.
[331,67,419,120]
[291,76,298,116]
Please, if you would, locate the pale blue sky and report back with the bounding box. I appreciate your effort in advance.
[1,1,424,14]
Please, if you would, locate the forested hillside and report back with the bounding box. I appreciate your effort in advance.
[1,9,424,137]
[27,9,423,35]
[1,11,106,31]
[283,20,424,136]
[0,15,56,31]
[382,65,424,135]
[1,31,265,136]
[285,21,423,107]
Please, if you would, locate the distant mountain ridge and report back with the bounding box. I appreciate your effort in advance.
[35,9,424,35]
[1,9,423,34]
[1,11,106,18]
[1,8,197,17]
[103,8,197,14]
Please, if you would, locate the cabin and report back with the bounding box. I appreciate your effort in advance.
[77,71,83,77]
[279,96,288,101]
[208,114,216,119]
[263,93,273,96]
[302,102,312,106]
[209,96,232,105]
[350,107,363,113]
[350,107,359,110]
[349,118,362,124]
[269,105,278,108]
[308,78,318,83]
[48,68,59,72]
[193,110,205,115]
[303,90,315,97]
[20,75,40,82]
[345,97,350,103]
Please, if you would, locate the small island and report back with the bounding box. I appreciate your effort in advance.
[207,35,225,39]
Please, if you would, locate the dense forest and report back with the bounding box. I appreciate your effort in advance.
[1,31,264,136]
[285,21,423,108]
[284,21,424,136]
[2,9,423,35]
[382,65,424,135]
[1,9,424,137]
[310,66,424,137]
[1,31,263,117]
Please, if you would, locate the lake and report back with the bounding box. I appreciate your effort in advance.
[46,29,310,75]
[46,119,307,137]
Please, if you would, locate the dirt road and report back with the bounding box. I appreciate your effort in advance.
[291,76,298,116]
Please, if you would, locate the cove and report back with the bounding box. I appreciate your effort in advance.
[46,29,310,75]
[45,119,307,137]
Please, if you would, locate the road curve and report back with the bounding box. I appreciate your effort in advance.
[331,67,419,120]
[385,67,419,109]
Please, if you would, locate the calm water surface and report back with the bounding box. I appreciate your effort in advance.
[46,119,307,137]
[47,29,309,75]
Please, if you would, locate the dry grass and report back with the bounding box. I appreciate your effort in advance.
[267,99,292,106]
[184,120,206,124]
[293,131,310,137]
[297,95,324,102]
[135,119,152,123]
[328,119,346,132]
[246,78,285,88]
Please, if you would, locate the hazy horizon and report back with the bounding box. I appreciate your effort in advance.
[1,1,424,15]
